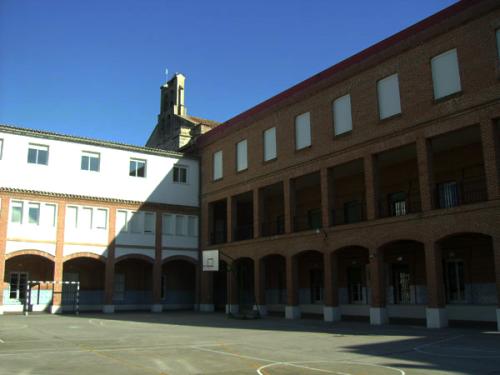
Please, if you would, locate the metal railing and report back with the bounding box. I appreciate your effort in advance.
[435,175,487,209]
[233,224,254,241]
[261,217,285,237]
[378,191,422,218]
[210,229,227,245]
[293,212,322,232]
[331,200,366,226]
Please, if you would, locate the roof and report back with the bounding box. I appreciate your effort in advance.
[0,124,196,159]
[180,115,221,128]
[197,0,491,147]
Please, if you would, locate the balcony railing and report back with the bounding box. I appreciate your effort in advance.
[435,175,487,209]
[331,200,366,226]
[378,191,422,218]
[233,224,254,241]
[261,217,285,237]
[210,229,227,245]
[293,210,322,232]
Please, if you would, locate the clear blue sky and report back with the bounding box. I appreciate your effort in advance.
[0,0,457,146]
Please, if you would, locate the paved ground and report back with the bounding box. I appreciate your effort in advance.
[0,312,499,375]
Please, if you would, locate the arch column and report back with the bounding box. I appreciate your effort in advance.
[227,261,238,314]
[323,252,340,322]
[51,201,65,314]
[285,255,300,319]
[425,241,448,328]
[200,269,214,312]
[103,208,116,313]
[0,196,9,315]
[151,212,162,313]
[369,248,387,325]
[254,257,266,316]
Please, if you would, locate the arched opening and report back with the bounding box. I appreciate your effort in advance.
[4,253,54,312]
[63,257,105,310]
[296,250,324,317]
[162,259,196,310]
[233,257,254,311]
[335,246,369,320]
[114,256,153,309]
[438,233,497,324]
[213,259,227,311]
[379,240,426,323]
[263,254,286,315]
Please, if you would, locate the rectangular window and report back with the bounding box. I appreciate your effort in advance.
[81,151,100,172]
[188,216,197,237]
[11,201,23,224]
[162,214,174,235]
[129,158,146,177]
[43,204,56,227]
[295,112,311,150]
[333,94,353,135]
[438,181,459,208]
[129,212,142,233]
[213,150,223,180]
[27,144,49,165]
[377,73,401,120]
[144,212,155,233]
[431,48,461,99]
[175,215,185,236]
[236,139,248,172]
[389,192,407,217]
[116,210,128,232]
[66,206,78,228]
[263,127,277,161]
[0,138,3,159]
[95,208,107,229]
[81,207,93,229]
[173,165,188,183]
[9,272,28,300]
[28,203,40,225]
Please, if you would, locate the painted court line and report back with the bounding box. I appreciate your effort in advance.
[257,361,405,375]
[0,338,5,344]
[412,335,500,359]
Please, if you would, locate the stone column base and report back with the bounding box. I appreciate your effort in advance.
[199,304,215,312]
[285,305,301,320]
[497,309,500,332]
[103,304,115,314]
[323,306,341,322]
[426,307,448,329]
[226,304,239,314]
[50,305,62,314]
[369,307,388,325]
[254,305,268,316]
[151,304,163,313]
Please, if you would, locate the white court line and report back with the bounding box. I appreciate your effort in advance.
[0,338,5,344]
[192,345,277,364]
[413,335,500,359]
[257,361,405,375]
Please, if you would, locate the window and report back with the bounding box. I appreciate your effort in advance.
[236,139,248,172]
[438,181,459,208]
[129,158,146,177]
[66,206,78,228]
[377,74,401,120]
[333,95,353,135]
[344,200,362,224]
[213,150,223,180]
[188,216,197,237]
[431,49,461,99]
[81,207,93,229]
[173,165,188,183]
[0,138,3,159]
[445,259,465,303]
[263,127,277,161]
[95,209,107,229]
[28,203,40,225]
[347,267,365,304]
[43,204,56,227]
[11,201,23,224]
[162,214,174,235]
[81,151,100,172]
[175,215,185,236]
[129,212,142,233]
[9,272,28,300]
[27,144,48,165]
[144,212,155,233]
[496,29,500,59]
[295,112,311,150]
[392,264,411,304]
[389,192,407,216]
[117,210,128,232]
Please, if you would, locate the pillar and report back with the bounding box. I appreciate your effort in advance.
[151,211,163,313]
[425,241,448,328]
[369,248,387,325]
[284,178,295,234]
[226,197,233,243]
[480,118,500,201]
[199,270,214,312]
[364,154,378,221]
[493,236,500,331]
[0,196,9,315]
[51,201,66,314]
[253,188,261,239]
[254,257,267,316]
[103,207,116,313]
[323,252,341,322]
[285,255,300,319]
[320,168,330,228]
[416,136,435,211]
[227,261,238,314]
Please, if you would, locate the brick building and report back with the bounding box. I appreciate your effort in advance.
[197,0,500,329]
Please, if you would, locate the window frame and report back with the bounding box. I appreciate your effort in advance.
[263,127,277,162]
[236,139,248,172]
[173,164,188,184]
[81,151,100,172]
[332,94,353,136]
[0,138,3,160]
[376,73,402,120]
[28,202,41,225]
[213,150,223,181]
[430,48,462,101]
[27,143,49,165]
[10,201,24,224]
[295,112,312,150]
[144,212,155,234]
[129,158,147,178]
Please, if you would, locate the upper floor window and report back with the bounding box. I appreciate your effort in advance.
[66,206,78,229]
[11,201,56,226]
[213,150,223,180]
[333,94,353,136]
[377,73,401,120]
[129,158,146,177]
[129,212,142,233]
[27,144,48,165]
[187,216,198,237]
[10,201,23,224]
[431,49,461,100]
[117,210,128,232]
[175,215,186,236]
[144,212,155,233]
[162,214,175,235]
[95,208,108,229]
[236,139,248,172]
[81,151,100,172]
[295,112,311,150]
[173,165,188,184]
[28,203,40,225]
[263,127,277,161]
[0,138,3,159]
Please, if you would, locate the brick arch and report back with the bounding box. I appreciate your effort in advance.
[114,254,155,264]
[377,239,425,254]
[63,252,106,263]
[162,255,197,265]
[5,249,55,262]
[258,253,286,263]
[331,245,369,255]
[436,231,492,245]
[292,249,323,259]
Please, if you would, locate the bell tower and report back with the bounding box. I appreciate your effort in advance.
[160,73,187,116]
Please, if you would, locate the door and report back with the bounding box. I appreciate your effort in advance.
[347,267,365,304]
[9,272,28,302]
[392,264,411,304]
[445,259,465,303]
[309,268,324,304]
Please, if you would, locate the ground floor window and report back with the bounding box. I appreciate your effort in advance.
[347,267,364,304]
[392,264,411,304]
[9,272,28,300]
[445,259,466,303]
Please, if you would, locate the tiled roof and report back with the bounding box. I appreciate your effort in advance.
[181,115,221,128]
[0,124,196,159]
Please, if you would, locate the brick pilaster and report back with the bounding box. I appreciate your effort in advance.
[227,261,238,305]
[226,197,233,243]
[369,249,385,308]
[104,207,116,305]
[417,136,435,211]
[152,212,163,305]
[254,257,265,306]
[324,252,339,307]
[253,188,261,238]
[284,178,295,234]
[200,270,213,305]
[480,118,500,201]
[425,241,446,308]
[320,168,330,228]
[52,201,66,309]
[286,255,298,306]
[492,236,500,309]
[364,154,378,220]
[0,196,10,309]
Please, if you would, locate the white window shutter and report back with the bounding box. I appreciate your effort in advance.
[377,74,401,120]
[236,139,248,171]
[295,112,311,150]
[333,95,353,135]
[431,49,461,99]
[213,150,223,180]
[263,127,276,161]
